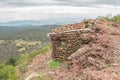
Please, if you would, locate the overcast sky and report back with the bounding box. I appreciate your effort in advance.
[0,0,120,23]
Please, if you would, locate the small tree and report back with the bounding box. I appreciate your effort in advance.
[6,58,16,66]
[0,65,17,80]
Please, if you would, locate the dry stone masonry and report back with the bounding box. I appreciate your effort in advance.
[49,19,95,61]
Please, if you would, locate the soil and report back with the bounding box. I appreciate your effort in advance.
[20,19,120,80]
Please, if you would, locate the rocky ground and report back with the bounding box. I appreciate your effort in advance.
[20,19,120,80]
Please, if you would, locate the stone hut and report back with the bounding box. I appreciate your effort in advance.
[49,20,95,61]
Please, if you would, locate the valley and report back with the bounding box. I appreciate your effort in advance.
[0,25,59,62]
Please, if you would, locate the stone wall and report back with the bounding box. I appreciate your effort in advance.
[50,29,92,61]
[49,19,95,61]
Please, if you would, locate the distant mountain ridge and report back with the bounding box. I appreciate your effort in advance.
[0,19,82,27]
[0,20,44,26]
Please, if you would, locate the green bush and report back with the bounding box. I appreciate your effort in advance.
[98,14,120,22]
[98,15,112,21]
[6,58,16,66]
[0,64,18,80]
[48,60,61,68]
[112,14,120,22]
[15,53,29,66]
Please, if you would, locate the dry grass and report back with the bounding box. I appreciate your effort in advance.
[18,47,26,52]
[14,39,41,47]
[0,40,5,44]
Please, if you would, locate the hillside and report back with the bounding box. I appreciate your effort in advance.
[0,17,120,80]
[0,25,60,62]
[18,18,120,80]
[0,25,60,41]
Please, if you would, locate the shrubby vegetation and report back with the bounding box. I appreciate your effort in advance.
[0,25,54,79]
[15,44,51,74]
[0,25,59,42]
[0,64,17,80]
[0,25,59,63]
[0,39,50,63]
[0,44,51,80]
[98,14,120,22]
[16,44,51,65]
[48,60,61,68]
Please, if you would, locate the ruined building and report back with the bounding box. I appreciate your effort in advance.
[48,19,95,61]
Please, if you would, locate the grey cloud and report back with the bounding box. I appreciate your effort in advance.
[0,0,120,7]
[0,0,35,7]
[54,0,120,7]
[55,0,120,4]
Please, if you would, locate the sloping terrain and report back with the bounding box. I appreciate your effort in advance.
[20,19,120,80]
[0,25,59,63]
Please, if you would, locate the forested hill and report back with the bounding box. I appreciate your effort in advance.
[0,25,60,63]
[0,25,60,42]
